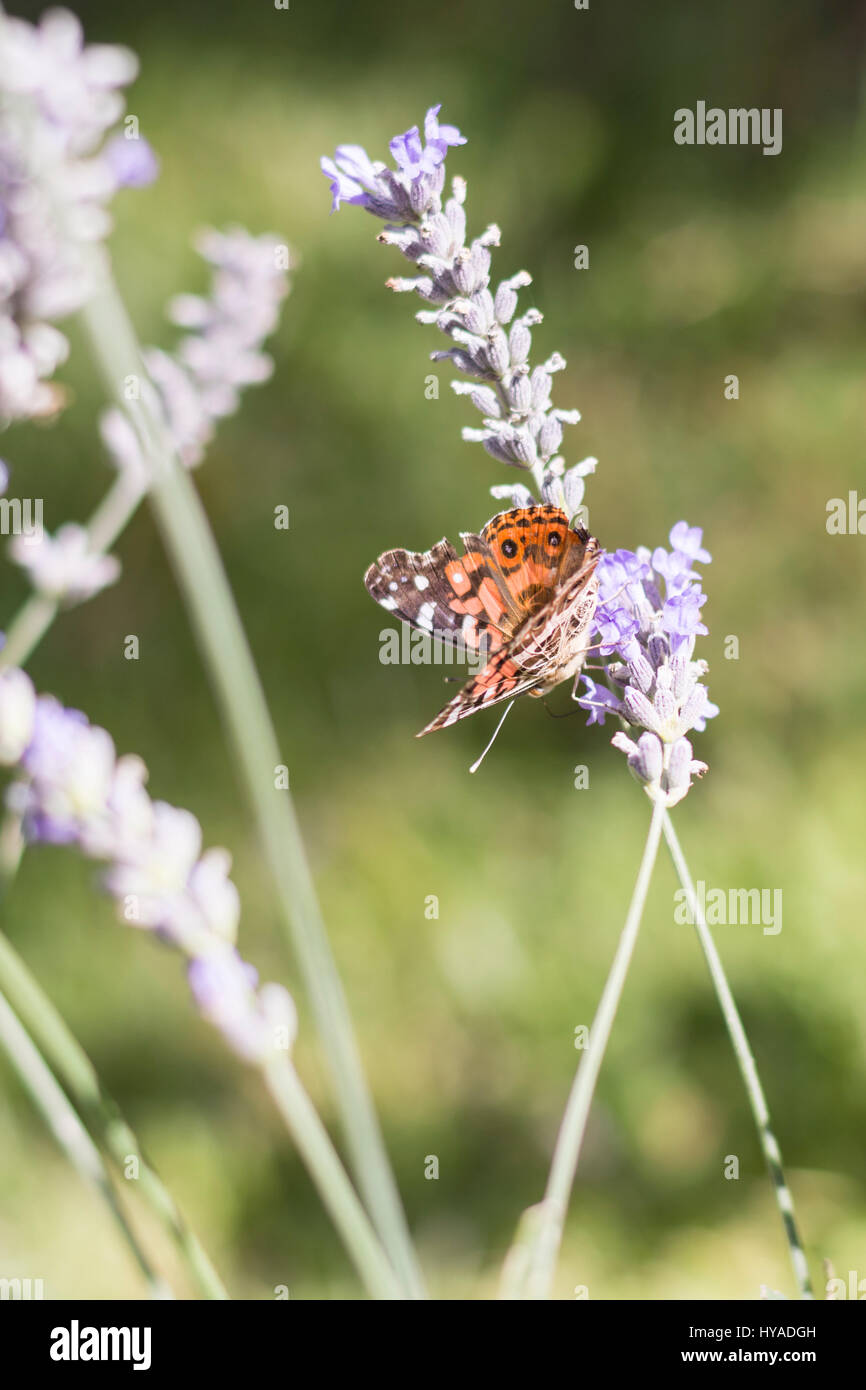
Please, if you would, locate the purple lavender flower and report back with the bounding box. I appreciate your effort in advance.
[321,107,588,503]
[0,673,295,1061]
[188,949,297,1063]
[0,8,143,420]
[389,104,466,180]
[101,226,291,474]
[322,104,465,217]
[577,520,717,806]
[9,523,121,604]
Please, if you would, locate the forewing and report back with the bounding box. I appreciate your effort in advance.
[365,538,516,656]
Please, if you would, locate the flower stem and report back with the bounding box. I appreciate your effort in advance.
[0,927,228,1299]
[661,811,813,1298]
[263,1058,404,1299]
[501,797,666,1299]
[75,256,424,1299]
[0,986,174,1298]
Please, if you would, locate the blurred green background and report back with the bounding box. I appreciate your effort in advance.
[2,0,865,1299]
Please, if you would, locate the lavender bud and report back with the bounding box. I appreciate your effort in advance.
[679,683,710,733]
[652,683,678,735]
[468,241,492,290]
[646,633,669,670]
[538,415,563,459]
[623,686,660,734]
[508,372,532,413]
[483,435,528,468]
[530,367,553,410]
[484,326,510,377]
[490,482,535,508]
[665,737,693,794]
[510,428,538,467]
[444,198,466,244]
[628,649,655,696]
[469,386,501,418]
[494,283,518,324]
[508,321,532,366]
[462,299,493,337]
[420,212,455,258]
[633,731,664,784]
[451,248,476,295]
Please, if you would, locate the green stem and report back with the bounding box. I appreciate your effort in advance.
[501,798,666,1299]
[0,928,228,1299]
[0,987,173,1298]
[263,1058,404,1300]
[75,258,424,1299]
[661,811,813,1298]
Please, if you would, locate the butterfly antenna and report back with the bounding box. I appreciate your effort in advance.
[469,700,515,775]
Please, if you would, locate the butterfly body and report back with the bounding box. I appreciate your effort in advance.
[365,505,601,737]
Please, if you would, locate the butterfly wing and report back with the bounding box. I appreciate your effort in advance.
[365,538,516,658]
[477,504,588,618]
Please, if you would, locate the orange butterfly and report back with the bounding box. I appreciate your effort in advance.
[365,504,601,736]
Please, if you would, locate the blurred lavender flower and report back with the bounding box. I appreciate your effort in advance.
[0,8,151,421]
[102,226,291,474]
[9,522,121,604]
[577,521,718,806]
[189,951,298,1064]
[0,670,294,1061]
[104,132,159,188]
[0,667,36,764]
[321,106,592,508]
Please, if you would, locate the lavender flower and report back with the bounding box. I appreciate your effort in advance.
[188,951,298,1064]
[101,227,291,474]
[322,104,464,216]
[322,106,591,506]
[0,669,294,1061]
[577,521,718,806]
[9,523,121,604]
[324,109,716,802]
[0,8,149,420]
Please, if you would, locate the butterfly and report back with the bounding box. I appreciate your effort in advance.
[365,504,602,737]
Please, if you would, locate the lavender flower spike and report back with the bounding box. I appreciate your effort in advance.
[101,226,291,476]
[0,671,295,1063]
[0,7,152,421]
[578,521,718,806]
[321,107,589,504]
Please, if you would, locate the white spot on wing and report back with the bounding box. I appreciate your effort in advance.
[414,575,430,590]
[417,601,436,632]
